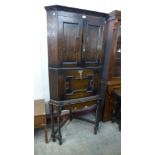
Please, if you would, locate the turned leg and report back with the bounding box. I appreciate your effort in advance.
[51,104,56,142]
[57,106,62,145]
[94,99,102,134]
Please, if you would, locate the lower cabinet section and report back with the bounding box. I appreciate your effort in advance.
[49,67,101,101]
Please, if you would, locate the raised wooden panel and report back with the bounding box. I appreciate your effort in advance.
[63,22,78,62]
[58,16,83,67]
[85,24,100,62]
[82,17,105,66]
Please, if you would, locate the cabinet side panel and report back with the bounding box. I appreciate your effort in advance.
[47,11,58,66]
[48,69,59,100]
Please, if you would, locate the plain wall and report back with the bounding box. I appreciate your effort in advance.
[34,0,121,101]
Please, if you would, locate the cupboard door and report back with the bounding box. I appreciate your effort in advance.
[82,16,105,67]
[58,16,83,67]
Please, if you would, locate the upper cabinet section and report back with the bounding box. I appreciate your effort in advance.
[45,5,108,68]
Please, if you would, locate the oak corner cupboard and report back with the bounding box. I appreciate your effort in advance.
[45,5,108,145]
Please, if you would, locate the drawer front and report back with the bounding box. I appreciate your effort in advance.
[60,69,101,100]
[34,115,46,128]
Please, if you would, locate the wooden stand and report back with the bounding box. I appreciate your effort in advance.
[49,96,102,145]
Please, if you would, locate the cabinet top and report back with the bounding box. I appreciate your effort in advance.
[45,5,109,18]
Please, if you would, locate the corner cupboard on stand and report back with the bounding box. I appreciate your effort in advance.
[45,5,108,145]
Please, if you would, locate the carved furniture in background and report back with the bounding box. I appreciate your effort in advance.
[102,10,121,122]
